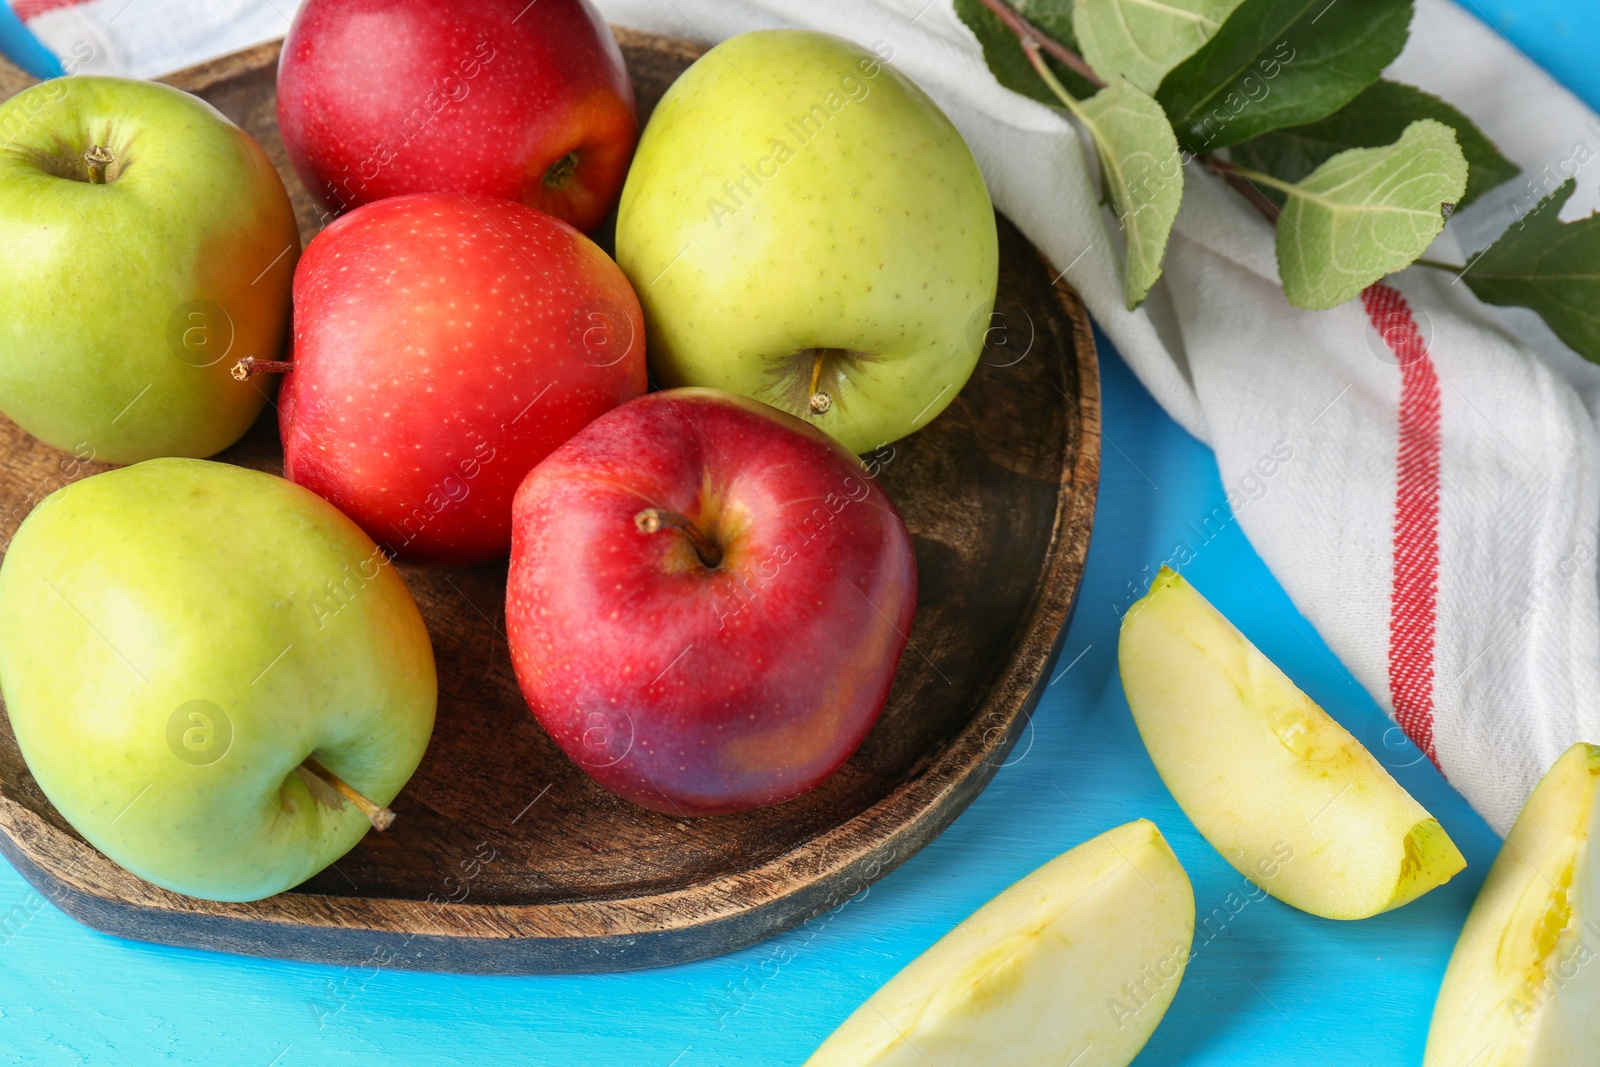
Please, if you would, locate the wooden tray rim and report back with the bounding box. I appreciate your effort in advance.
[0,32,1102,971]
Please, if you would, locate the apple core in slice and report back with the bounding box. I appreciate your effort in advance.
[1118,567,1465,919]
[1424,743,1600,1066]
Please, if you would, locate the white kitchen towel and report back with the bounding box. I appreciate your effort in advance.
[11,0,304,78]
[12,0,1600,834]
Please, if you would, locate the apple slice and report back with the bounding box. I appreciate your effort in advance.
[1118,568,1465,919]
[804,820,1193,1067]
[1423,743,1600,1066]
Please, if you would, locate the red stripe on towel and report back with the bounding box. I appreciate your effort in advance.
[13,0,90,22]
[1364,282,1442,769]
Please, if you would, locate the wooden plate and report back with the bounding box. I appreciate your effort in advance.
[0,30,1099,973]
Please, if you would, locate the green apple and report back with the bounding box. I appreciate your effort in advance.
[0,458,435,902]
[1424,743,1600,1066]
[615,30,999,454]
[805,820,1193,1067]
[0,77,299,463]
[1119,568,1465,920]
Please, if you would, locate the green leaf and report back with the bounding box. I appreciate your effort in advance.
[1271,118,1467,309]
[952,0,1182,304]
[1156,0,1414,154]
[1461,179,1600,363]
[954,0,1100,103]
[1074,80,1186,308]
[1230,80,1519,208]
[1073,0,1246,95]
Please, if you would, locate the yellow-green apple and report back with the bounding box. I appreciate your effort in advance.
[272,193,646,566]
[1119,568,1465,919]
[0,77,298,463]
[615,30,999,454]
[1425,743,1600,1065]
[505,388,916,815]
[0,459,436,902]
[277,0,637,232]
[806,820,1194,1067]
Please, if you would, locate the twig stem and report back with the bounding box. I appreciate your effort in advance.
[974,0,1105,90]
[231,357,294,381]
[301,757,395,831]
[85,145,113,185]
[635,509,723,569]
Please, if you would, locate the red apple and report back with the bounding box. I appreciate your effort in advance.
[276,0,637,232]
[505,388,918,816]
[276,192,646,565]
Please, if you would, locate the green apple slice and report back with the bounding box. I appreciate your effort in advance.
[1424,743,1600,1066]
[1118,568,1465,919]
[804,819,1193,1067]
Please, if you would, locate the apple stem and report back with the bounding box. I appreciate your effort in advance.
[300,756,396,831]
[808,351,832,416]
[635,508,723,568]
[231,357,295,381]
[84,145,114,185]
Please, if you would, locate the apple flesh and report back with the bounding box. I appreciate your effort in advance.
[505,388,916,815]
[1424,743,1600,1066]
[615,30,999,454]
[0,76,298,463]
[805,819,1194,1067]
[277,0,637,232]
[1118,567,1465,919]
[0,459,436,902]
[278,193,646,566]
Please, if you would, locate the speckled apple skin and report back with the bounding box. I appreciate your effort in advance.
[280,193,647,565]
[0,77,298,463]
[615,31,999,455]
[505,389,917,816]
[277,0,637,232]
[0,459,436,902]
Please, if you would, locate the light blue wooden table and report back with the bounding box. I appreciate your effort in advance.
[0,4,60,80]
[0,2,1595,1063]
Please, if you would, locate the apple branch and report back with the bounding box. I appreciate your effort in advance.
[84,145,113,185]
[300,756,396,831]
[980,0,1286,229]
[636,508,723,568]
[231,357,295,381]
[973,0,1104,90]
[1202,158,1283,223]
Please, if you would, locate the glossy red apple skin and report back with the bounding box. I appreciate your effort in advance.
[506,389,918,816]
[277,0,637,232]
[280,193,646,565]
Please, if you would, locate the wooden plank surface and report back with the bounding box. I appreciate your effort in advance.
[5,0,1591,1062]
